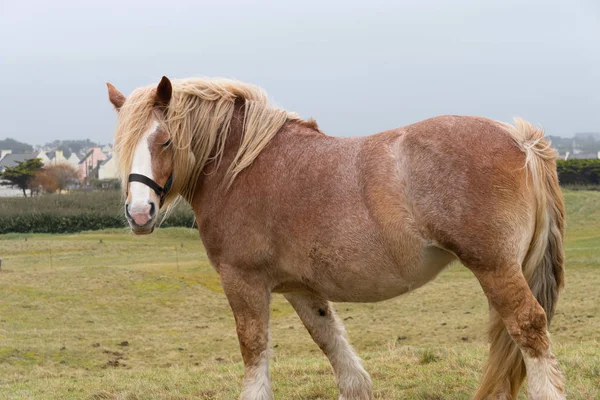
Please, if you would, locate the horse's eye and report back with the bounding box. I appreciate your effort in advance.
[162,139,172,148]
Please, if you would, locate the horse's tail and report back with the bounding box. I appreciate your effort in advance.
[476,118,566,398]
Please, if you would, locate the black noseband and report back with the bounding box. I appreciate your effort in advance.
[128,173,173,207]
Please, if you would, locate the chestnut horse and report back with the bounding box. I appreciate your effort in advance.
[107,76,565,400]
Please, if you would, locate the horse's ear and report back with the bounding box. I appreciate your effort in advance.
[106,82,126,111]
[155,76,172,107]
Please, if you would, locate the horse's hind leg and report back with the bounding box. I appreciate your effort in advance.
[470,263,564,400]
[284,293,373,400]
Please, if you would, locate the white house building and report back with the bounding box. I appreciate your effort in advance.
[47,150,70,165]
[67,153,80,168]
[97,156,118,180]
[36,151,51,165]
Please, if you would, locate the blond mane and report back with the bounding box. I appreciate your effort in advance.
[114,78,301,205]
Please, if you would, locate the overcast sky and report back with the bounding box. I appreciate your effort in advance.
[1,0,598,145]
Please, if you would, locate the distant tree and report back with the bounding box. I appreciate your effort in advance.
[32,169,58,194]
[0,138,34,153]
[0,158,43,197]
[45,164,79,193]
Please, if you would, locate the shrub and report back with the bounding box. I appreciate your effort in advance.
[557,159,600,186]
[0,190,195,234]
[32,164,79,194]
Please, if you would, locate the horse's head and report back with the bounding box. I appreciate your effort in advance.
[106,76,295,234]
[107,77,175,235]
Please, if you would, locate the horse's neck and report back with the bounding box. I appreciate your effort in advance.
[184,101,248,206]
[186,102,326,212]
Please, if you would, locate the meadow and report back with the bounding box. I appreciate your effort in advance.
[0,190,598,399]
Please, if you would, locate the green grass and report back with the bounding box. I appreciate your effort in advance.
[0,190,598,399]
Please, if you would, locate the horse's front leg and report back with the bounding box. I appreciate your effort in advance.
[220,265,273,400]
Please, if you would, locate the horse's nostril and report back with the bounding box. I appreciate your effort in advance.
[148,202,156,218]
[125,204,132,220]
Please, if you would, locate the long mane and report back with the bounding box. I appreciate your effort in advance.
[114,78,300,204]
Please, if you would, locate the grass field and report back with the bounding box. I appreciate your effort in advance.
[0,190,598,399]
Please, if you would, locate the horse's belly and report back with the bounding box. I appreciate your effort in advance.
[272,279,409,302]
[317,274,414,302]
[275,245,455,303]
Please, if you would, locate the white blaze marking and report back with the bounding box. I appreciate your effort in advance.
[129,121,158,213]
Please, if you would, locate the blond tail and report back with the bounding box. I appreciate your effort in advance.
[475,118,566,398]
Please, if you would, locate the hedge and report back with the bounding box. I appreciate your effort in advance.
[0,190,195,234]
[557,159,600,186]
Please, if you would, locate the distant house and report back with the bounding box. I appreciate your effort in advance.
[101,144,113,156]
[67,153,80,168]
[36,151,52,165]
[0,152,40,173]
[573,132,600,156]
[0,149,13,162]
[78,147,107,182]
[546,135,573,156]
[97,156,118,180]
[46,150,69,166]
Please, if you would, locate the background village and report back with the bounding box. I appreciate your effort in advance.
[0,139,117,197]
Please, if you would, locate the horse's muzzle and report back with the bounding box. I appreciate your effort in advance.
[125,201,157,234]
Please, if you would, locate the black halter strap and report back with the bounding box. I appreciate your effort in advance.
[128,173,173,207]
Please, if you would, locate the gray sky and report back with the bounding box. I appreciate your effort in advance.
[1,0,599,145]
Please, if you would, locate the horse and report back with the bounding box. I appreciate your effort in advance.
[106,76,565,400]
